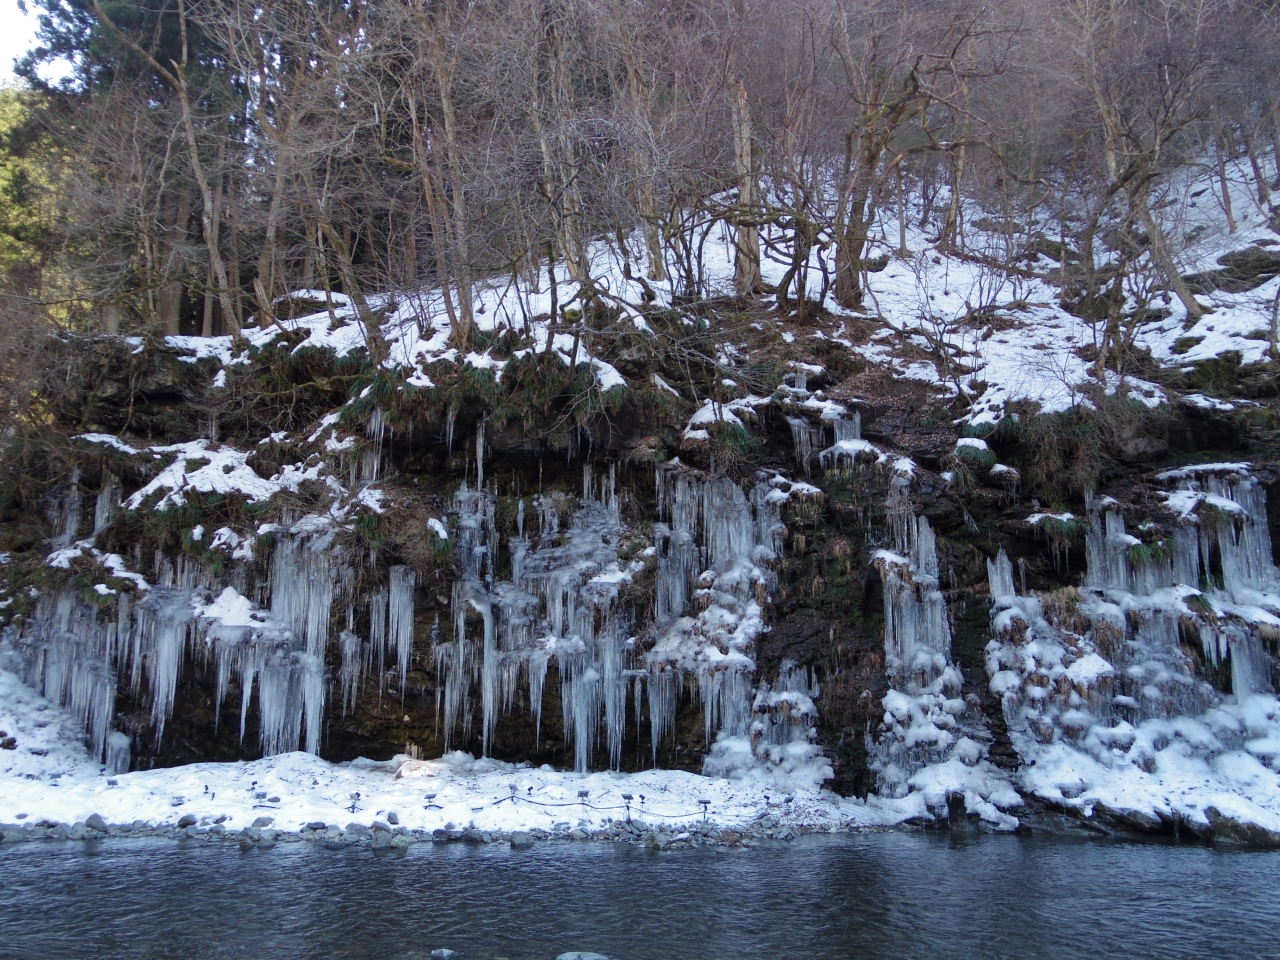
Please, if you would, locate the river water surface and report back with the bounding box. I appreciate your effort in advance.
[0,831,1276,960]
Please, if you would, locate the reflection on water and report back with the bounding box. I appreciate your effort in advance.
[1,831,1277,960]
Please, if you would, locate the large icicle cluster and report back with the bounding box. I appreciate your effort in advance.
[986,463,1280,824]
[701,659,833,792]
[434,465,641,771]
[646,467,780,750]
[648,463,817,781]
[867,475,1021,826]
[6,506,398,766]
[433,456,820,777]
[868,475,966,792]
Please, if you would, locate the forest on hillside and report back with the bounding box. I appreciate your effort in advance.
[1,0,1276,360]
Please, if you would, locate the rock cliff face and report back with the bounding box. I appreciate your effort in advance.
[5,237,1280,838]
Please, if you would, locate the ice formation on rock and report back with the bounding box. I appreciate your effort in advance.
[986,464,1280,824]
[869,475,969,793]
[6,516,373,767]
[433,467,634,770]
[104,729,131,775]
[646,463,790,772]
[14,411,831,783]
[429,456,811,776]
[786,416,825,478]
[818,412,883,471]
[337,629,365,716]
[17,591,119,761]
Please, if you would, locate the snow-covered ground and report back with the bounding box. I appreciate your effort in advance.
[1022,694,1280,838]
[144,151,1278,446]
[0,667,910,839]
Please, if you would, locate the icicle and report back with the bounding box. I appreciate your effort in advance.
[140,589,194,744]
[370,590,388,677]
[786,417,824,477]
[475,420,485,491]
[987,550,1017,600]
[93,475,121,536]
[647,666,677,766]
[339,629,364,716]
[389,565,416,697]
[303,547,333,657]
[50,473,82,550]
[362,407,384,484]
[301,652,325,755]
[258,649,305,756]
[833,412,861,443]
[270,534,342,656]
[68,659,115,761]
[104,731,131,775]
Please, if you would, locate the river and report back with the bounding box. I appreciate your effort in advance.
[0,831,1275,960]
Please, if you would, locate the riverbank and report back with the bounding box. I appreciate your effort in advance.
[0,747,906,851]
[10,660,1280,850]
[0,665,926,848]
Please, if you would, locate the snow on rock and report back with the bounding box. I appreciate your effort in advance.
[125,441,327,510]
[195,587,269,628]
[164,335,245,366]
[1026,511,1075,526]
[75,433,141,455]
[983,465,1280,837]
[681,396,769,442]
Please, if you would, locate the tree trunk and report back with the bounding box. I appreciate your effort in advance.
[897,167,909,256]
[835,175,871,309]
[158,190,190,337]
[731,78,760,297]
[227,177,241,329]
[202,138,227,337]
[1133,191,1205,324]
[425,17,475,341]
[621,39,666,282]
[834,226,866,309]
[1242,125,1271,208]
[939,143,967,251]
[257,148,290,312]
[1211,107,1236,234]
[639,183,665,283]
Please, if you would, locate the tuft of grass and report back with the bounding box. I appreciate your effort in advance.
[713,424,764,479]
[947,461,976,491]
[355,511,385,547]
[954,444,997,471]
[960,421,996,440]
[1171,335,1204,355]
[1038,515,1085,545]
[1185,592,1215,616]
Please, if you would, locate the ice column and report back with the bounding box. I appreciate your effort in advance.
[389,565,416,696]
[646,461,782,765]
[786,417,825,477]
[105,730,131,775]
